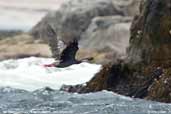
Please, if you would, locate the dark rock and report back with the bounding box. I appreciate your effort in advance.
[60,0,171,103]
[152,67,163,80]
[44,87,55,92]
[146,68,171,103]
[60,84,84,93]
[126,0,171,102]
[127,0,171,66]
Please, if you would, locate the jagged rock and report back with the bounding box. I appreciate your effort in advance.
[127,0,171,102]
[146,68,171,103]
[60,0,171,103]
[60,63,147,96]
[98,0,171,101]
[31,0,140,63]
[60,84,86,93]
[82,63,132,95]
[127,0,171,66]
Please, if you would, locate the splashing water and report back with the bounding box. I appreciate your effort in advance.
[0,57,171,114]
[0,57,101,91]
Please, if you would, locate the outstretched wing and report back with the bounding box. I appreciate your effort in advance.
[45,24,60,60]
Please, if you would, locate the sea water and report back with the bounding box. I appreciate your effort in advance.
[0,57,171,114]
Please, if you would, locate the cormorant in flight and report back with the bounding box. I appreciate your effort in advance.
[45,24,93,68]
[56,40,82,68]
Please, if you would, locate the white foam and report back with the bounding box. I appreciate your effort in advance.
[0,57,101,91]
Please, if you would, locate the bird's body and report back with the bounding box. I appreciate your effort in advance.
[56,40,81,68]
[44,24,93,68]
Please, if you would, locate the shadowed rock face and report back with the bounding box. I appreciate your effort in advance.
[128,0,171,66]
[60,0,171,103]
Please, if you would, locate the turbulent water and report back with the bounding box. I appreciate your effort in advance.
[0,87,171,114]
[1,1,171,113]
[0,57,101,91]
[0,57,171,114]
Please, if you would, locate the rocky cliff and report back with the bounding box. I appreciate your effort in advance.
[128,0,171,66]
[61,0,171,103]
[31,0,140,64]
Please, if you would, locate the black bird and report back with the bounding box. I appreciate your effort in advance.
[56,40,82,68]
[56,40,94,68]
[44,24,93,68]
